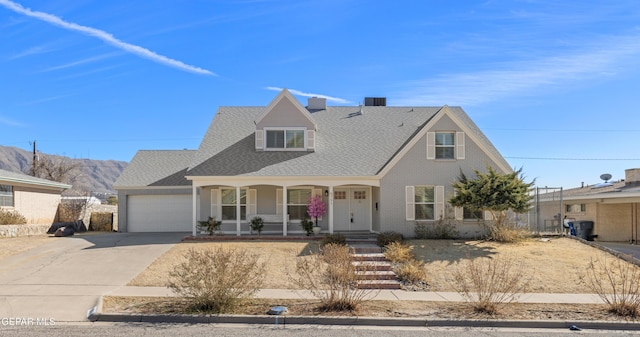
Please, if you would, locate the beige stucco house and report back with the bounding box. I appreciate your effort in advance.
[0,169,71,224]
[537,168,640,242]
[114,89,512,237]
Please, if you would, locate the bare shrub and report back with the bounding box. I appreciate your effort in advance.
[395,259,428,284]
[415,209,460,239]
[320,233,346,246]
[449,255,530,314]
[290,243,374,311]
[384,242,414,263]
[0,209,27,225]
[488,223,530,243]
[376,231,403,247]
[584,254,640,317]
[168,248,266,313]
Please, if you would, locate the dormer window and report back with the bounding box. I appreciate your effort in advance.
[265,128,305,150]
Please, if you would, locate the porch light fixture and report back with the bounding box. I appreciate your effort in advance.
[325,190,329,197]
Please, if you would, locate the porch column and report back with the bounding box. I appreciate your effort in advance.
[282,185,288,236]
[236,186,241,236]
[191,184,197,236]
[328,185,334,233]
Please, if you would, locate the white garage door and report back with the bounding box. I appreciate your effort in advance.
[127,195,192,232]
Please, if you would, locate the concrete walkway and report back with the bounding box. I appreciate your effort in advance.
[108,286,605,304]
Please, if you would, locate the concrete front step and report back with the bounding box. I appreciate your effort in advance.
[352,261,393,272]
[351,253,386,262]
[355,270,397,280]
[349,244,383,254]
[357,280,402,289]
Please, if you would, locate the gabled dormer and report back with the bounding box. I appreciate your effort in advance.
[254,89,317,152]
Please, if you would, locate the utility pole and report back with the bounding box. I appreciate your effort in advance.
[32,140,37,176]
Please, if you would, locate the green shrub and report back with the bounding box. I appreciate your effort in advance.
[249,216,264,236]
[197,217,222,236]
[321,233,346,247]
[376,231,403,247]
[383,242,414,263]
[0,209,27,225]
[168,248,266,313]
[395,259,428,284]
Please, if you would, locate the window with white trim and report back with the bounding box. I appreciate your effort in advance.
[287,188,311,220]
[414,186,435,220]
[220,188,247,221]
[435,132,455,159]
[266,129,305,149]
[565,203,586,213]
[0,184,13,207]
[463,207,483,220]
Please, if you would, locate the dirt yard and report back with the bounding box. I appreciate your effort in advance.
[0,234,53,260]
[130,237,623,293]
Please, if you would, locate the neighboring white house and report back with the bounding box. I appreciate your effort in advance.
[114,89,512,237]
[0,168,71,224]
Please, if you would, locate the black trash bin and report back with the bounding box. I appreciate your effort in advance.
[578,221,594,241]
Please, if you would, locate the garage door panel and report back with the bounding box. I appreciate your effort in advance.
[127,195,191,232]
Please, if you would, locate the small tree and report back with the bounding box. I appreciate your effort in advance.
[449,166,533,237]
[29,154,80,185]
[307,195,326,228]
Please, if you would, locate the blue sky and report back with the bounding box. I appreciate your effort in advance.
[1,0,640,188]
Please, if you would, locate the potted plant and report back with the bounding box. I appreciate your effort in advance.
[300,213,314,236]
[250,216,264,236]
[307,195,326,235]
[197,216,222,236]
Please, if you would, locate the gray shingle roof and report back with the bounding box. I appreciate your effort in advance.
[113,150,195,187]
[186,105,511,177]
[0,168,71,190]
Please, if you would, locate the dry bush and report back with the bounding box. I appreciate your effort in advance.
[489,223,530,243]
[320,233,346,246]
[376,231,403,247]
[585,255,640,317]
[168,248,266,313]
[449,255,530,314]
[290,243,374,311]
[395,259,428,284]
[384,242,414,263]
[0,209,27,225]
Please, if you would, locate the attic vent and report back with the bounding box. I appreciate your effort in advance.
[364,97,386,106]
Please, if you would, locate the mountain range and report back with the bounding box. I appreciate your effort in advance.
[0,145,127,195]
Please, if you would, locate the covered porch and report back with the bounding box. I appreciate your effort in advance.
[187,177,381,236]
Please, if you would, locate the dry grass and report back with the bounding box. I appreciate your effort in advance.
[129,241,318,288]
[413,237,601,293]
[103,296,625,322]
[130,237,635,295]
[0,235,52,260]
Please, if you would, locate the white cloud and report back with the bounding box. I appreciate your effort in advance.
[0,0,215,76]
[0,115,24,126]
[41,53,118,72]
[393,34,640,107]
[265,86,351,104]
[8,45,52,60]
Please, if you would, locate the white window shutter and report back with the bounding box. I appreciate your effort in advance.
[426,132,435,160]
[276,189,283,215]
[435,186,445,220]
[210,189,219,219]
[456,132,465,160]
[484,210,493,221]
[255,130,264,150]
[405,186,415,221]
[307,130,315,151]
[455,207,463,220]
[248,189,257,216]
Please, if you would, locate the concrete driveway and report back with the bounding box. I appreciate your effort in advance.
[0,232,185,322]
[597,241,640,262]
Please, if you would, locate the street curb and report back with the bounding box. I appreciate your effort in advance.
[88,308,640,330]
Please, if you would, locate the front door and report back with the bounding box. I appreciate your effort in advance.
[333,188,370,231]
